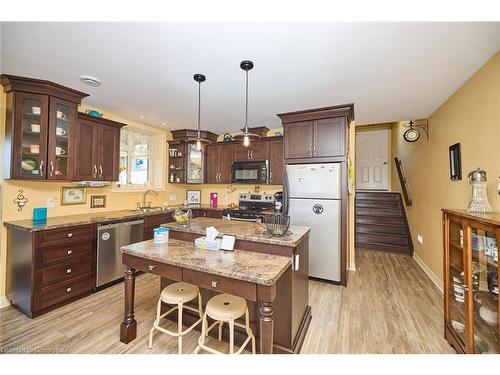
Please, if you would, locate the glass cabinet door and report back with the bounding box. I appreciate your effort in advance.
[447,218,468,346]
[14,93,49,179]
[187,143,204,183]
[468,223,499,354]
[48,97,76,180]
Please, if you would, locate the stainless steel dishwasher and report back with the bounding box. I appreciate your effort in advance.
[97,219,144,288]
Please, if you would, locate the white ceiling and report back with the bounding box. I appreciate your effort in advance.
[1,22,499,132]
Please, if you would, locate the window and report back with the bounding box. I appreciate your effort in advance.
[115,128,165,191]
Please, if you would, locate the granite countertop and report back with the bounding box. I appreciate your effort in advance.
[164,217,310,247]
[121,238,291,286]
[3,204,230,232]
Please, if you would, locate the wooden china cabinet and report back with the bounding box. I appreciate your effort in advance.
[1,75,88,180]
[443,209,500,354]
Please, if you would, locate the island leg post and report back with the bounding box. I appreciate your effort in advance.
[259,302,274,354]
[120,266,137,343]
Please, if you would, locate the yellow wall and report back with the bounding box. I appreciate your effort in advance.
[391,51,500,283]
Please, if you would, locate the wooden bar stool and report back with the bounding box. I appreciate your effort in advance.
[194,293,256,355]
[148,282,202,354]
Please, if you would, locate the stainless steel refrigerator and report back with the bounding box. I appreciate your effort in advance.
[285,163,341,282]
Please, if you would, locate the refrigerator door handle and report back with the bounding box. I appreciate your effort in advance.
[283,167,290,216]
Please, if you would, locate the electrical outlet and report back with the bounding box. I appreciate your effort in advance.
[417,234,424,244]
[169,194,176,201]
[47,197,55,208]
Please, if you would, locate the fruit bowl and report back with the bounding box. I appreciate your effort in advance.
[172,208,192,226]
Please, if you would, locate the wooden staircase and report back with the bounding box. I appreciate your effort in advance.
[355,192,413,255]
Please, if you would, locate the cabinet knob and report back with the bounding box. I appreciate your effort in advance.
[66,268,72,274]
[148,265,156,271]
[67,250,72,255]
[67,233,73,238]
[66,287,72,293]
[211,281,218,288]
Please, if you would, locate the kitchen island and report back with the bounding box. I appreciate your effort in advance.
[121,217,311,354]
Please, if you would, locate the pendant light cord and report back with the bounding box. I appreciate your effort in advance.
[197,81,201,139]
[244,70,249,132]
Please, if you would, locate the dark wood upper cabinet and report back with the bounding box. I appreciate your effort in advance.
[269,139,284,185]
[1,75,88,180]
[313,117,346,157]
[233,141,270,161]
[73,118,99,180]
[278,104,354,162]
[168,130,219,184]
[74,113,125,181]
[205,143,219,184]
[205,143,234,184]
[219,143,234,183]
[282,121,313,159]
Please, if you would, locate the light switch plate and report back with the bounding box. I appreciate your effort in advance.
[169,194,176,201]
[417,234,424,244]
[47,197,55,208]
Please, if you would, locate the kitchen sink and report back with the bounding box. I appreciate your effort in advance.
[128,206,168,213]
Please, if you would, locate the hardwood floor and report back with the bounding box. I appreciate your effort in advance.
[0,250,454,354]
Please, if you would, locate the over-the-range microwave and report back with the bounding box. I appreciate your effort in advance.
[232,160,269,184]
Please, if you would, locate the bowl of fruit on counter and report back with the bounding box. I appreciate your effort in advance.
[172,208,192,226]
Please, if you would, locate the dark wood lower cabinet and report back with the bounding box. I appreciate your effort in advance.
[6,223,96,318]
[143,214,175,240]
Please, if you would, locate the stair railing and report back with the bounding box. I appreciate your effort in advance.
[394,157,412,206]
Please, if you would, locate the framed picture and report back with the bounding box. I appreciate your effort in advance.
[90,195,107,208]
[186,190,201,205]
[449,143,462,180]
[61,187,87,206]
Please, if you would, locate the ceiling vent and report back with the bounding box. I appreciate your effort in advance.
[79,75,102,87]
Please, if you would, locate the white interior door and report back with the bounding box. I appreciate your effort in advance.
[355,128,389,190]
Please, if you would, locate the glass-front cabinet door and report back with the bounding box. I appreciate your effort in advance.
[446,217,469,347]
[13,92,49,179]
[467,223,499,354]
[47,97,76,180]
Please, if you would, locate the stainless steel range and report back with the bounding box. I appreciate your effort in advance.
[222,193,276,222]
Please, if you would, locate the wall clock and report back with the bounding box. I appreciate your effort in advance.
[403,127,420,142]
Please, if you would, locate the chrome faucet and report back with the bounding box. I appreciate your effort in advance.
[143,189,158,208]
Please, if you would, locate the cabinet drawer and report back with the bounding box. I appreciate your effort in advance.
[35,242,93,268]
[34,256,94,289]
[35,225,93,247]
[123,254,182,281]
[33,273,95,311]
[183,269,257,301]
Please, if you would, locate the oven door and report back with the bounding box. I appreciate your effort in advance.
[232,160,269,184]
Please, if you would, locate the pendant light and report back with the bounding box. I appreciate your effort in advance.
[233,60,260,147]
[189,73,211,151]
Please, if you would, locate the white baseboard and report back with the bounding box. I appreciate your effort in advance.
[0,296,10,310]
[412,252,443,294]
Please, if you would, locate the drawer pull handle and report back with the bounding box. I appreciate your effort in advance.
[67,233,73,238]
[66,287,72,293]
[148,265,156,271]
[67,250,72,255]
[211,281,218,288]
[67,268,72,274]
